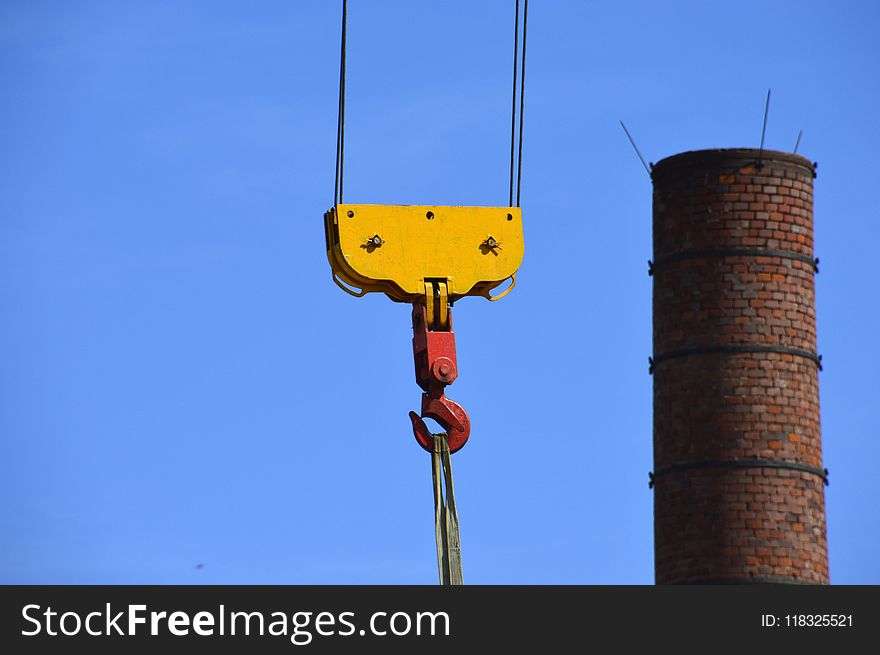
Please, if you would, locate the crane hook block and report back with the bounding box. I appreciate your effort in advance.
[324,204,524,303]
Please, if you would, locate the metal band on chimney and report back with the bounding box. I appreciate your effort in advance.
[651,345,822,370]
[649,248,819,275]
[649,459,829,489]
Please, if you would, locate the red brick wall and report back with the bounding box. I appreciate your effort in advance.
[651,149,828,584]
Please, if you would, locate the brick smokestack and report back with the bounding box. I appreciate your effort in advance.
[650,148,828,584]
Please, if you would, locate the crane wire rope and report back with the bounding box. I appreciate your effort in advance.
[508,1,520,206]
[514,0,528,207]
[334,0,347,205]
[509,0,529,207]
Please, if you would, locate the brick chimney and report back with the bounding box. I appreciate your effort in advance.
[650,148,828,584]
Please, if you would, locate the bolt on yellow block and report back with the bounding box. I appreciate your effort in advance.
[324,204,525,303]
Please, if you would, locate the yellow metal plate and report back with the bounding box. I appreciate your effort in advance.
[327,204,524,301]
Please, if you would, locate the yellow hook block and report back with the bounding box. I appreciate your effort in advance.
[324,204,524,303]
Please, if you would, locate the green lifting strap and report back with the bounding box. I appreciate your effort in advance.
[432,435,463,586]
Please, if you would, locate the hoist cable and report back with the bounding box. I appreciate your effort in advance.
[508,0,520,207]
[515,0,528,207]
[334,0,348,205]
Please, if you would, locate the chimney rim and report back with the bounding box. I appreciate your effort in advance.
[652,148,815,179]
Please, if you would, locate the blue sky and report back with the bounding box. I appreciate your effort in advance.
[1,0,877,584]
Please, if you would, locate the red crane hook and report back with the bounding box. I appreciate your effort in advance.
[408,303,471,453]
